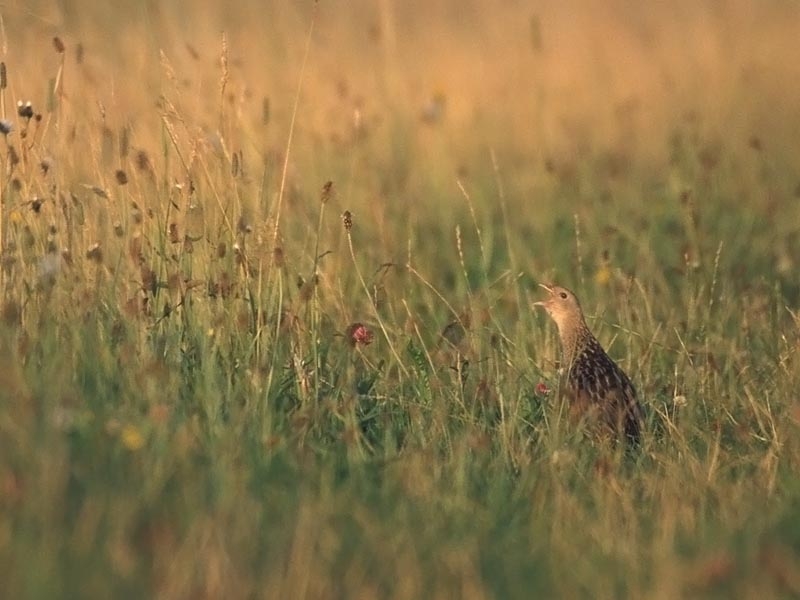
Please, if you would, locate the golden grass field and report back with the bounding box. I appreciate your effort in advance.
[1,1,800,598]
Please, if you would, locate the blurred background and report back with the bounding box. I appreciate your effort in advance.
[5,0,800,172]
[3,0,796,288]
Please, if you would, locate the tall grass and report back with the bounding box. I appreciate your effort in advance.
[1,1,799,598]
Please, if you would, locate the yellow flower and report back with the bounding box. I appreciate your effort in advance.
[594,265,611,286]
[120,424,145,451]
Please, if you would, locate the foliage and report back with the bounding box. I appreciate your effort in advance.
[1,2,799,598]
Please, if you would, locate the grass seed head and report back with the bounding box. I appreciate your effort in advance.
[86,243,103,263]
[237,215,252,234]
[342,210,353,232]
[17,101,34,120]
[321,180,334,204]
[140,266,157,294]
[135,150,151,172]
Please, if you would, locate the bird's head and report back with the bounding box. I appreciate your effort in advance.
[533,283,584,333]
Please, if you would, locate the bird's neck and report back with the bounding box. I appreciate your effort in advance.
[558,319,594,368]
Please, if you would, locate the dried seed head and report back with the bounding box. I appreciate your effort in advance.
[89,185,108,199]
[141,266,157,294]
[0,120,13,135]
[237,215,252,234]
[135,150,151,172]
[216,242,227,259]
[441,319,467,348]
[169,223,180,244]
[17,101,34,120]
[86,243,103,263]
[321,181,334,204]
[53,37,65,53]
[233,244,247,269]
[0,62,6,89]
[342,210,353,232]
[115,170,128,185]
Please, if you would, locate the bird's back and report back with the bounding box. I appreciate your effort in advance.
[567,335,642,443]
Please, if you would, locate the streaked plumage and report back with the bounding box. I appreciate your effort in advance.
[535,284,643,444]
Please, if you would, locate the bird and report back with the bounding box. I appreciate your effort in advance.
[534,283,643,444]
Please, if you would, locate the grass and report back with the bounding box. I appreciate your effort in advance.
[1,1,800,598]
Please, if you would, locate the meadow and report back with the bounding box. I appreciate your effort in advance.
[1,1,800,598]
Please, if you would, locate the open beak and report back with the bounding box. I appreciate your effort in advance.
[533,283,553,307]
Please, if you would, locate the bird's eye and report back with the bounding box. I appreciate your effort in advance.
[559,292,568,299]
